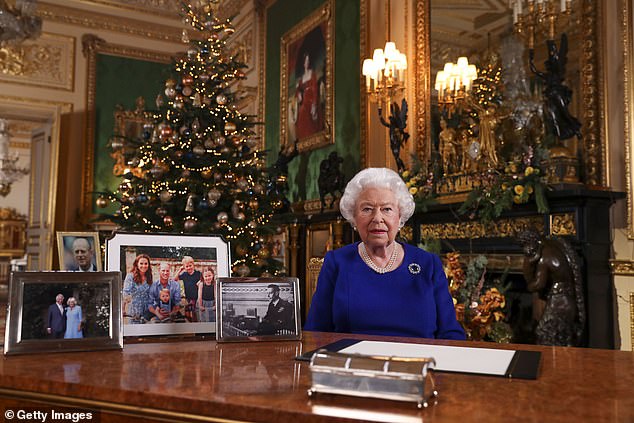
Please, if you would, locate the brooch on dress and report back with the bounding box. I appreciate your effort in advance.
[408,263,421,274]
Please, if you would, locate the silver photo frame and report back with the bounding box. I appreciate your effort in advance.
[216,277,301,342]
[106,232,231,337]
[3,271,123,355]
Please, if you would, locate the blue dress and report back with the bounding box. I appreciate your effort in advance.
[64,306,83,339]
[304,242,466,340]
[123,273,151,322]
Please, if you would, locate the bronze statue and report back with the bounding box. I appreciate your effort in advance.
[379,99,409,173]
[317,151,345,211]
[529,33,582,141]
[518,230,585,346]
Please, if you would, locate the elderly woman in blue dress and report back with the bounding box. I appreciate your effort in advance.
[122,254,153,323]
[304,167,465,339]
[64,297,83,339]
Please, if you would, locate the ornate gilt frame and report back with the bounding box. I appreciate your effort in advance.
[80,35,173,221]
[279,1,334,153]
[415,0,606,186]
[624,0,634,239]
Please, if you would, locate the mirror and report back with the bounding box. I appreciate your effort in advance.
[416,0,605,191]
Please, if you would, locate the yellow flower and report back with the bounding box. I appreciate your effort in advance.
[525,166,534,176]
[402,170,410,179]
[527,185,534,194]
[513,195,522,204]
[501,183,509,191]
[513,185,525,195]
[510,163,518,173]
[409,187,418,195]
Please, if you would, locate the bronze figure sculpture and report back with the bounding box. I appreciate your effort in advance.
[518,230,585,346]
[528,33,582,141]
[379,99,409,173]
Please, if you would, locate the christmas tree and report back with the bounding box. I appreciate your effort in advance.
[98,0,287,277]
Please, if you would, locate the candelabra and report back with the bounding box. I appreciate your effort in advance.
[510,0,573,47]
[0,119,29,197]
[434,57,478,117]
[362,41,407,108]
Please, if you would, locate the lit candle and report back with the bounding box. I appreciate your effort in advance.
[560,0,566,12]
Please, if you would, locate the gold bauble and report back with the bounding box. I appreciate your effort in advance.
[257,248,270,259]
[95,196,109,208]
[224,122,237,133]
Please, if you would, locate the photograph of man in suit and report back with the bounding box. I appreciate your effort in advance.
[47,293,66,338]
[257,284,294,335]
[69,238,97,271]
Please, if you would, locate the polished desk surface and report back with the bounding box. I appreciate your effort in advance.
[1,331,633,423]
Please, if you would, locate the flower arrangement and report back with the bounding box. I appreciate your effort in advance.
[458,149,549,223]
[401,165,436,212]
[444,252,513,343]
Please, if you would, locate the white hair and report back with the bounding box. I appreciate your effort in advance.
[339,167,415,228]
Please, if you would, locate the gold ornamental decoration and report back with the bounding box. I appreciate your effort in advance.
[420,216,544,240]
[549,213,576,236]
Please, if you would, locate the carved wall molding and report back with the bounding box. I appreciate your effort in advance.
[581,0,606,186]
[359,0,368,168]
[549,213,577,236]
[420,216,544,240]
[414,0,429,162]
[0,33,74,91]
[38,3,184,43]
[69,0,181,18]
[610,260,634,276]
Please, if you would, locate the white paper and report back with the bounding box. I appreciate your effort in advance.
[340,340,516,376]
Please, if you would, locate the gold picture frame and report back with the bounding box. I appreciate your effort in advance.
[624,0,634,239]
[56,231,102,272]
[280,1,334,153]
[4,271,123,355]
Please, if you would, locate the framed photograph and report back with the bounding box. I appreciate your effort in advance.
[105,232,231,337]
[3,271,123,355]
[216,277,301,342]
[57,231,102,271]
[280,1,334,153]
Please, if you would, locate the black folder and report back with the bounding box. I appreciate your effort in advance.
[296,339,541,380]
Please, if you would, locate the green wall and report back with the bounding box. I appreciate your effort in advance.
[265,0,360,202]
[93,54,170,215]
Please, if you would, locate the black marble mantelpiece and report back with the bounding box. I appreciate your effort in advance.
[411,187,625,349]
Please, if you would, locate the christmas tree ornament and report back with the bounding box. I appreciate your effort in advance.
[96,195,109,208]
[165,86,176,98]
[235,264,250,276]
[253,183,264,194]
[173,150,184,159]
[193,92,202,107]
[179,125,189,135]
[201,169,213,179]
[216,94,227,105]
[174,95,185,109]
[137,193,148,203]
[204,137,214,149]
[207,188,222,200]
[156,94,165,108]
[182,86,193,97]
[257,248,270,259]
[187,48,196,58]
[156,207,167,217]
[217,211,229,224]
[181,169,191,179]
[159,190,172,203]
[248,199,259,209]
[248,220,257,229]
[182,75,194,86]
[184,218,198,231]
[231,136,242,147]
[199,74,210,82]
[245,138,257,149]
[193,145,206,156]
[163,215,173,226]
[214,134,226,145]
[272,199,283,209]
[236,212,245,221]
[224,122,236,133]
[213,172,223,181]
[118,182,130,193]
[185,194,196,212]
[199,197,209,209]
[208,199,218,208]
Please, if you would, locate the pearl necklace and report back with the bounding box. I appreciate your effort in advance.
[358,242,400,274]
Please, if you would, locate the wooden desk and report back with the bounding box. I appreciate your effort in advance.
[1,332,633,422]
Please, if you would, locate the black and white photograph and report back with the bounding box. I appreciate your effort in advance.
[106,232,231,336]
[4,272,122,355]
[216,277,301,342]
